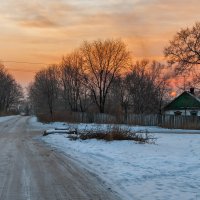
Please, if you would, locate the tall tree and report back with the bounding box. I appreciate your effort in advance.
[164,22,200,74]
[0,64,23,113]
[124,60,169,114]
[29,65,59,120]
[60,51,89,112]
[81,39,130,113]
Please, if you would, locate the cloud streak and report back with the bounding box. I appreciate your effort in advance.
[0,0,75,28]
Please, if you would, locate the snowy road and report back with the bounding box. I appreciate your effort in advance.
[0,116,119,200]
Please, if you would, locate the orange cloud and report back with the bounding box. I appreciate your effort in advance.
[0,0,200,87]
[20,17,58,28]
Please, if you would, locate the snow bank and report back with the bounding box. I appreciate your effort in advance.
[40,133,200,200]
[30,117,200,200]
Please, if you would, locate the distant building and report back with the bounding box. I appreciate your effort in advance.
[164,88,200,116]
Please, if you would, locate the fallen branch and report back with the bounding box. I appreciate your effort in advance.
[43,128,77,136]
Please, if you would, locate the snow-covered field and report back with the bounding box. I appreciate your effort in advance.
[30,117,200,200]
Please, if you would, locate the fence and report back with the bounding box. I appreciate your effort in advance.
[159,115,200,129]
[37,112,200,130]
[75,113,200,129]
[126,114,200,129]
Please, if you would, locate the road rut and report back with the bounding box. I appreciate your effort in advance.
[0,116,119,200]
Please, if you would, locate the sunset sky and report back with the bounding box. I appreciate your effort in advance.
[0,0,200,87]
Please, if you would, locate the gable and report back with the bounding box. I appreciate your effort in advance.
[164,92,200,110]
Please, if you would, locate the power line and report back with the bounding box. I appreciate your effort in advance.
[0,60,50,73]
[6,68,38,73]
[1,60,48,65]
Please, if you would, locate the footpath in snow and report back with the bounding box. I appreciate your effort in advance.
[29,117,200,200]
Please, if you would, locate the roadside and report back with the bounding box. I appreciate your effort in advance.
[30,117,200,200]
[0,115,18,123]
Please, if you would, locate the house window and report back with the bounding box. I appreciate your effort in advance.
[174,111,182,116]
[190,111,197,116]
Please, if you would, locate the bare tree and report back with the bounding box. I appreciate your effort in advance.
[105,60,170,117]
[81,39,130,113]
[60,51,89,112]
[164,22,200,74]
[5,81,23,112]
[0,64,23,113]
[29,65,59,120]
[108,76,131,119]
[124,60,169,114]
[145,60,171,114]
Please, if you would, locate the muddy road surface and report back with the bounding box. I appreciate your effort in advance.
[0,116,119,200]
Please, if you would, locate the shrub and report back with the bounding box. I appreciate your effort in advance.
[68,126,156,144]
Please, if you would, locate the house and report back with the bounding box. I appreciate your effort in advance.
[164,88,200,116]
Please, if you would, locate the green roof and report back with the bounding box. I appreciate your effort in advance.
[164,91,200,110]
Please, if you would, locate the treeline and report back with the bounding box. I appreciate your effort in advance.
[0,64,23,114]
[29,39,171,120]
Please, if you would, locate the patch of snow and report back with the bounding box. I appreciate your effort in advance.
[28,116,67,131]
[46,129,68,133]
[44,129,76,134]
[29,117,200,200]
[0,115,17,123]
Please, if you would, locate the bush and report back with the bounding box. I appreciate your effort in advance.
[68,126,156,144]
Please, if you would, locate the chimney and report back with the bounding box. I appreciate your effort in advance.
[190,87,195,95]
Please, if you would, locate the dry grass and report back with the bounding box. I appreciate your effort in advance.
[68,126,156,144]
[0,111,18,116]
[36,112,82,123]
[36,112,120,124]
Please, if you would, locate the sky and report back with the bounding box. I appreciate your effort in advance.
[0,0,200,87]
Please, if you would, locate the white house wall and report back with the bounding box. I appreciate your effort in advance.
[164,110,200,116]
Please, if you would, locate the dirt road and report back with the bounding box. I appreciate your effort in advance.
[0,116,119,200]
